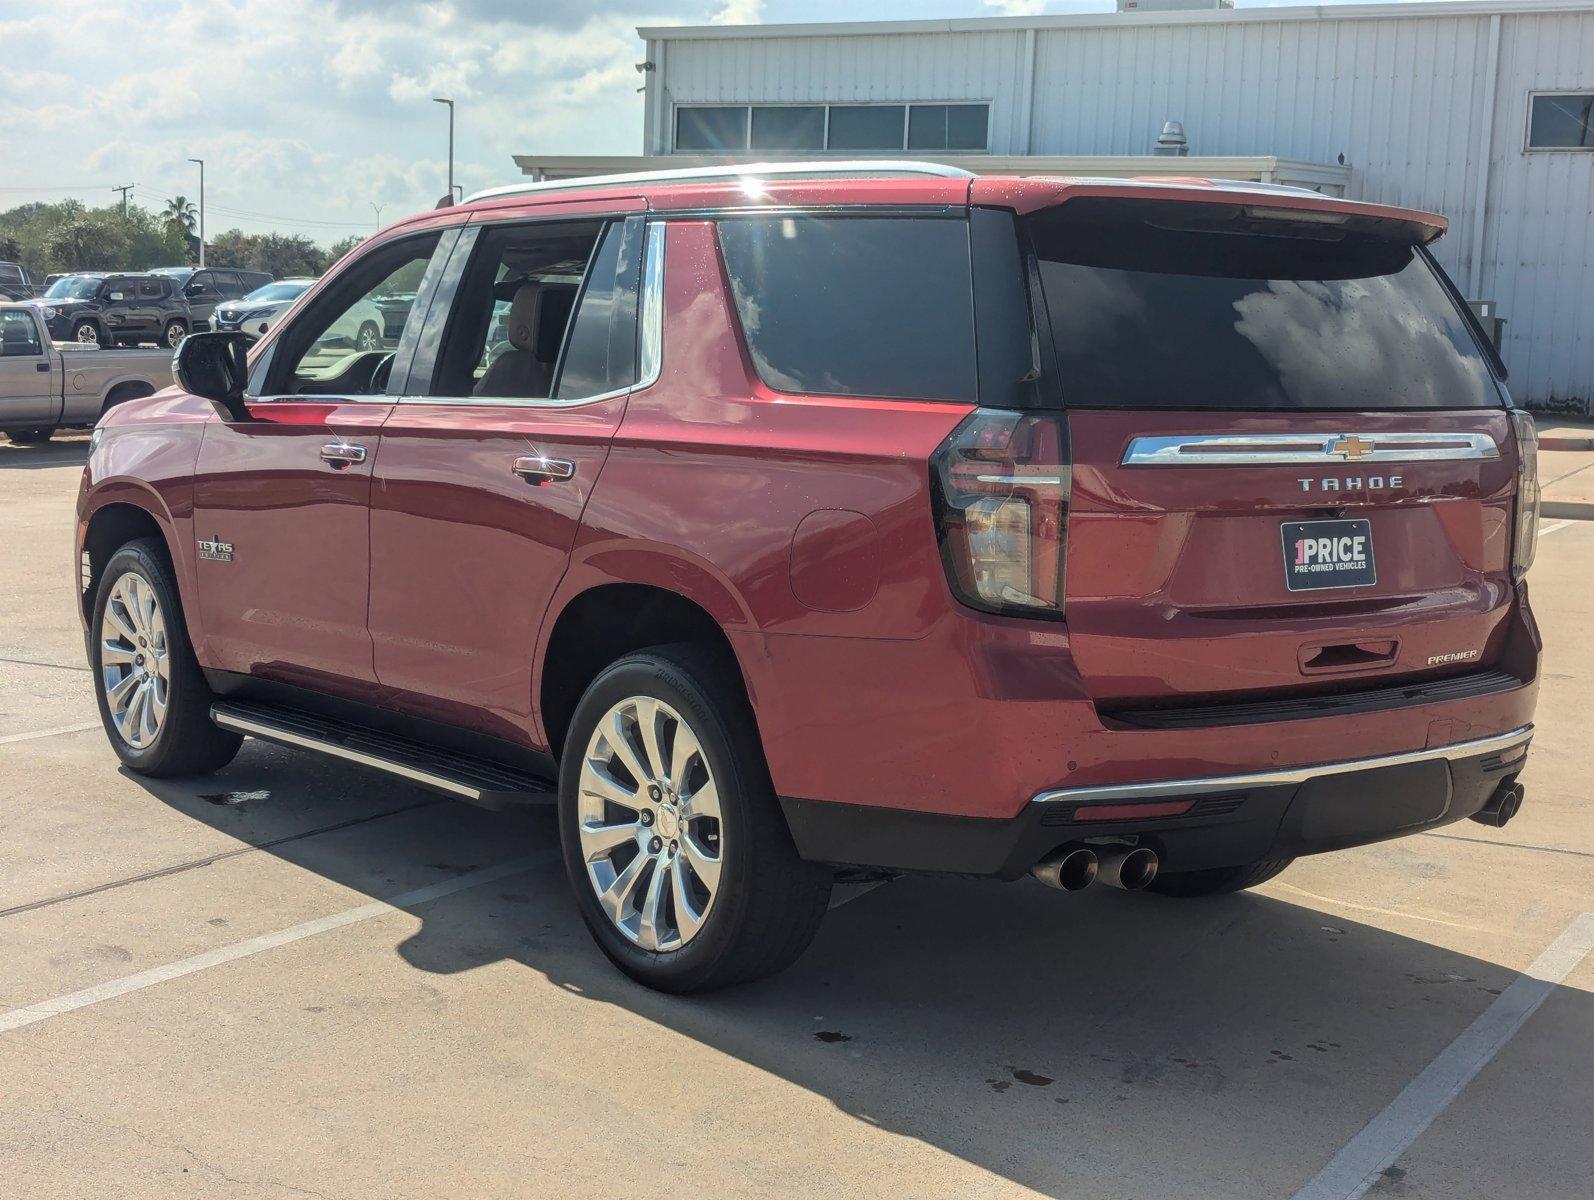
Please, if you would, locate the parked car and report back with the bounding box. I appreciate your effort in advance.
[77,164,1541,994]
[149,266,273,331]
[1,261,41,300]
[211,278,315,337]
[33,272,191,348]
[0,303,168,443]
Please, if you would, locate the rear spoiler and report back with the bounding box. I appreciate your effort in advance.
[972,177,1447,245]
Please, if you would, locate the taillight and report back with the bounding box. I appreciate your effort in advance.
[1510,409,1539,581]
[930,408,1070,618]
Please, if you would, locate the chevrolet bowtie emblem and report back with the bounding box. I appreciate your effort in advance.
[1327,435,1375,460]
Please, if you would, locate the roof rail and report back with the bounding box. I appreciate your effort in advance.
[463,159,974,204]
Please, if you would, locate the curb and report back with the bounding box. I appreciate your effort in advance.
[1540,436,1594,452]
[1541,500,1594,521]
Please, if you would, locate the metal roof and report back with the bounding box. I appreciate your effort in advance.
[464,160,973,205]
[640,0,1594,41]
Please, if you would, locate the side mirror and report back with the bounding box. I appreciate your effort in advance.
[108,291,124,302]
[174,331,254,422]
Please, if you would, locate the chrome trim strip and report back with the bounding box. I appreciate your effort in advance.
[636,221,665,389]
[464,159,974,204]
[1122,431,1500,467]
[1031,724,1532,806]
[211,708,483,801]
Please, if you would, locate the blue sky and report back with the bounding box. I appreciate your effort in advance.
[0,0,1440,243]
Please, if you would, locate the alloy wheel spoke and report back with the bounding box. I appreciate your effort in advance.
[603,710,651,790]
[138,682,160,743]
[670,857,706,942]
[682,778,721,822]
[681,830,722,893]
[582,757,641,809]
[668,724,703,794]
[636,860,669,951]
[105,600,139,645]
[633,697,668,783]
[122,681,147,741]
[580,818,640,861]
[100,640,137,666]
[598,852,648,924]
[105,670,139,714]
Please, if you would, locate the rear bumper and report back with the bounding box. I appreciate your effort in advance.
[781,724,1533,878]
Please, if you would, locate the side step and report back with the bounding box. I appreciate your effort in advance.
[211,700,558,810]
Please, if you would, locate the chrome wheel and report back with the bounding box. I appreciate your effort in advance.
[99,572,169,749]
[576,696,723,952]
[356,322,381,352]
[164,321,185,348]
[75,323,100,344]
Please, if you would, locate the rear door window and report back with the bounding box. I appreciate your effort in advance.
[1026,199,1501,411]
[716,214,976,402]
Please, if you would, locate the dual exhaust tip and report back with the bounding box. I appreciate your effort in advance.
[1470,780,1525,829]
[1031,844,1159,893]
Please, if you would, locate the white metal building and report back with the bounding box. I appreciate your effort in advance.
[516,0,1594,410]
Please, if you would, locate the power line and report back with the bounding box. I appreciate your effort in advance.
[131,187,373,231]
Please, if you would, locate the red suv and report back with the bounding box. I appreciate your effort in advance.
[78,163,1541,992]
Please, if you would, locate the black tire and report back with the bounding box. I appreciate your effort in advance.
[5,428,54,444]
[163,319,188,349]
[1148,857,1294,898]
[101,383,154,417]
[72,319,106,347]
[90,538,242,778]
[558,644,832,993]
[355,320,382,352]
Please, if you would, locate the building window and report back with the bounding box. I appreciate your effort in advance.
[1528,92,1594,149]
[828,105,907,150]
[907,104,990,151]
[673,102,989,153]
[676,106,749,152]
[750,105,826,151]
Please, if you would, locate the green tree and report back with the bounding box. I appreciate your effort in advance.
[162,195,198,234]
[45,215,127,272]
[324,235,364,264]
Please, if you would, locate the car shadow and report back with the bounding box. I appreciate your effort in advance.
[0,436,90,468]
[126,744,1592,1197]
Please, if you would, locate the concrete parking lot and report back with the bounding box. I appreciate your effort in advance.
[2,433,1591,1199]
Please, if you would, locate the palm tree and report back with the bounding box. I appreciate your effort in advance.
[162,196,198,234]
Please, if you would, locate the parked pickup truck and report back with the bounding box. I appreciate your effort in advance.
[1,303,170,444]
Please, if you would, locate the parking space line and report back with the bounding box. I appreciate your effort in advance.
[0,853,551,1035]
[0,721,100,746]
[1289,911,1594,1200]
[1537,519,1572,538]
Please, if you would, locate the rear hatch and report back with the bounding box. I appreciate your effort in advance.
[1023,195,1523,712]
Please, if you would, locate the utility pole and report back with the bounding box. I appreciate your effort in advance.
[187,158,205,266]
[371,201,385,231]
[112,184,134,217]
[433,97,455,203]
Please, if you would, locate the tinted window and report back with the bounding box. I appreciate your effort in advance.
[268,235,439,396]
[907,104,989,151]
[0,309,43,355]
[1529,93,1594,148]
[827,105,905,150]
[1027,199,1500,411]
[47,276,102,299]
[750,106,824,151]
[139,280,164,298]
[424,220,604,399]
[676,106,747,151]
[555,220,642,400]
[717,215,976,402]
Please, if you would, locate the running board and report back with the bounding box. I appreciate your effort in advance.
[210,700,557,810]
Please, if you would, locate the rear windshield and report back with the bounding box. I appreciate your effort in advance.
[1027,199,1500,411]
[717,214,976,402]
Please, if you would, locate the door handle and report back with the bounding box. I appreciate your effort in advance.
[319,441,367,467]
[512,454,575,484]
[35,362,49,372]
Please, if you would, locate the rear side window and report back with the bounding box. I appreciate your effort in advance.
[554,219,642,400]
[1027,199,1501,411]
[717,214,976,402]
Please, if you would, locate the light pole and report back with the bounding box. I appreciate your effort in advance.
[371,201,385,231]
[187,157,205,266]
[432,97,454,203]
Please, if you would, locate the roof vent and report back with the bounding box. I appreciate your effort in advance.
[1154,121,1190,157]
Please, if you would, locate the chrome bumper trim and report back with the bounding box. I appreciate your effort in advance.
[1031,724,1533,806]
[1121,431,1500,466]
